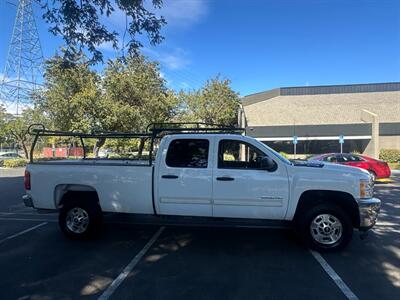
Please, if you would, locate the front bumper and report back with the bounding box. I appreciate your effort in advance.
[22,194,34,208]
[357,198,381,230]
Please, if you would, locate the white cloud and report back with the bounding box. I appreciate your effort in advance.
[160,72,174,87]
[107,0,208,30]
[160,0,208,28]
[0,72,7,82]
[143,47,190,70]
[97,41,117,52]
[0,73,35,114]
[180,82,190,89]
[0,99,32,114]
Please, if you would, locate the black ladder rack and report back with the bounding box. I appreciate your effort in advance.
[28,122,245,165]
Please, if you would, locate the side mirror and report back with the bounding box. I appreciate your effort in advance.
[260,156,277,171]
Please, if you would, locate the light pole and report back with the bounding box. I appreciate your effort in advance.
[339,135,344,153]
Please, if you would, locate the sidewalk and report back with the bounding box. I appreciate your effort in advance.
[0,167,25,177]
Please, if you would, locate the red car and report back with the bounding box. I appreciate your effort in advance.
[309,153,391,181]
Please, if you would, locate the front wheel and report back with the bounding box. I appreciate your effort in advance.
[368,170,377,182]
[297,204,353,252]
[59,199,102,239]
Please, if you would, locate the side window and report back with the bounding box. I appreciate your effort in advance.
[336,155,346,163]
[348,155,363,162]
[166,139,209,168]
[218,140,266,169]
[324,155,337,163]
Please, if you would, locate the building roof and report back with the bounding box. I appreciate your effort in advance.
[242,82,400,126]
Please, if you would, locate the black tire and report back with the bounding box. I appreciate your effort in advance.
[296,203,353,252]
[59,197,102,240]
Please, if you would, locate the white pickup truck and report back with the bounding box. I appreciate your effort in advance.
[23,124,380,251]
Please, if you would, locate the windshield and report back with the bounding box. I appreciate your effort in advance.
[254,138,292,165]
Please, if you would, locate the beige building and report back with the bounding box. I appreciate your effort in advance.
[240,82,400,158]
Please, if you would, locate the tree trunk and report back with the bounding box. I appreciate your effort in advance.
[22,143,29,160]
[138,138,147,156]
[93,138,106,157]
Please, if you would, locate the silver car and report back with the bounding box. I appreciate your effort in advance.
[0,152,23,166]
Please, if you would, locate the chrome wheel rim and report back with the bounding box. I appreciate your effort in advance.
[66,207,89,234]
[310,214,342,245]
[369,172,376,182]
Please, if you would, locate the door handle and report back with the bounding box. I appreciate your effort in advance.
[216,176,234,181]
[162,174,179,179]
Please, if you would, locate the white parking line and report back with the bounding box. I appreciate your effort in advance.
[0,212,48,216]
[0,217,57,222]
[310,250,359,300]
[0,222,47,245]
[98,226,165,300]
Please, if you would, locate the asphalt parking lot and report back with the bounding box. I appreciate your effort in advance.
[0,168,399,300]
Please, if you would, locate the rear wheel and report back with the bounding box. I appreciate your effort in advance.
[59,197,102,239]
[297,203,353,252]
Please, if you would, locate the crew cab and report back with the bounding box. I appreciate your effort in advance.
[23,124,381,252]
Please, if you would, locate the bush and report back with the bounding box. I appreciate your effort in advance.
[388,162,400,170]
[279,151,289,159]
[379,149,400,163]
[2,158,28,168]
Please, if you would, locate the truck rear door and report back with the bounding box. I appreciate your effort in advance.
[155,136,214,217]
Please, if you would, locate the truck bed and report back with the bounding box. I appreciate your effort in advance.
[27,160,154,214]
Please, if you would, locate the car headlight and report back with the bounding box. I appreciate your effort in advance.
[360,179,374,199]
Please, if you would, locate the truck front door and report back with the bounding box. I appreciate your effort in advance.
[156,137,213,217]
[212,138,289,220]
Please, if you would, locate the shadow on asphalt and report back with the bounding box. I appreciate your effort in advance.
[0,176,25,211]
[110,226,347,300]
[0,173,399,299]
[321,182,400,300]
[0,222,159,299]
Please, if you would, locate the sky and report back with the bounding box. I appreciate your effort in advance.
[0,0,399,97]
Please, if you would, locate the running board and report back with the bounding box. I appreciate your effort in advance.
[103,213,293,229]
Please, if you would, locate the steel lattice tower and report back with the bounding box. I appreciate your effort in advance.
[0,0,44,114]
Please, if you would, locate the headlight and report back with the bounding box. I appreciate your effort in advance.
[360,179,374,199]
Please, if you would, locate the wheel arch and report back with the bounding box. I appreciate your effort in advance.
[54,184,100,208]
[294,190,360,228]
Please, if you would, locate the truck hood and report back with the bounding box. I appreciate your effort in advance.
[287,160,371,200]
[292,160,371,180]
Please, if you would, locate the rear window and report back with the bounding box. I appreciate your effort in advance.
[166,139,209,168]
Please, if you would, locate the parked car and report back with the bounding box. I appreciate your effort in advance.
[309,153,391,181]
[0,152,23,166]
[23,124,380,252]
[97,149,113,158]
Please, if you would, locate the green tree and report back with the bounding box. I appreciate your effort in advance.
[37,53,179,155]
[0,105,14,149]
[103,55,179,153]
[37,53,132,133]
[39,0,166,63]
[36,54,100,132]
[180,76,240,126]
[5,108,47,159]
[0,104,7,137]
[36,53,137,155]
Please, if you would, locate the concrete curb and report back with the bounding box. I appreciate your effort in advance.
[391,169,400,175]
